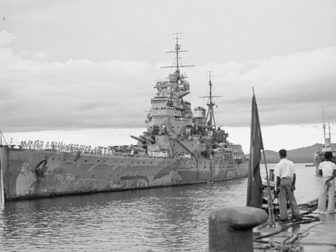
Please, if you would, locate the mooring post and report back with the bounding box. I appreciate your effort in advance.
[209,207,268,252]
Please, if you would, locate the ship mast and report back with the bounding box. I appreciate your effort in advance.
[322,108,332,151]
[200,72,222,130]
[323,108,327,147]
[328,119,331,143]
[161,33,193,82]
[174,35,181,80]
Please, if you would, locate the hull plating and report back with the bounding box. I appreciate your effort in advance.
[0,147,248,201]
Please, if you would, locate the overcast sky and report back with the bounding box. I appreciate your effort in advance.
[0,0,336,152]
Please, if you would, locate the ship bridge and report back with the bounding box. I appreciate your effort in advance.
[145,35,195,137]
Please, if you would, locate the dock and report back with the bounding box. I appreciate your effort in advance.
[253,209,336,251]
[208,199,336,252]
[300,214,336,251]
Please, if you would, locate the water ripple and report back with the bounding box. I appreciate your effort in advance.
[0,164,318,251]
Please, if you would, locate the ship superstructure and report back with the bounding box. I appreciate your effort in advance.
[314,118,336,175]
[133,38,239,161]
[0,38,248,202]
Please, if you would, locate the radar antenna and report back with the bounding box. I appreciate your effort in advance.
[200,72,222,129]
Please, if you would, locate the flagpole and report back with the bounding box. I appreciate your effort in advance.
[251,87,275,226]
[261,150,275,226]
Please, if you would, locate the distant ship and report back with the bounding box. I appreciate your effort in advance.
[314,119,336,175]
[0,37,248,202]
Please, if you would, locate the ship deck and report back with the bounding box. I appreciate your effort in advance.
[254,201,336,251]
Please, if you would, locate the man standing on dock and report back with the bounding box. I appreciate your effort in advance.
[317,151,336,214]
[275,149,301,221]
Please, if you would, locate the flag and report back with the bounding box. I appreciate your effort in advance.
[246,93,264,208]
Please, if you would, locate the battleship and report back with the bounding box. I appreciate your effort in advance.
[0,38,248,202]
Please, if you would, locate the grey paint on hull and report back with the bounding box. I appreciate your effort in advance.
[0,147,248,201]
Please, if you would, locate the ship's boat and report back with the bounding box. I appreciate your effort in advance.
[0,38,248,202]
[314,120,336,176]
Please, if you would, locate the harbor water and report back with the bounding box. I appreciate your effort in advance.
[0,164,322,252]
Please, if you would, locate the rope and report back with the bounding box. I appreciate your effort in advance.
[254,215,320,240]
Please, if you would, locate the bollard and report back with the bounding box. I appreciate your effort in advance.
[209,207,268,252]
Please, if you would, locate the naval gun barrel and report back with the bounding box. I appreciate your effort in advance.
[130,135,146,144]
[131,135,155,144]
[142,136,155,144]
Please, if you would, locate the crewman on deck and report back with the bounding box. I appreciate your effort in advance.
[317,151,336,214]
[275,149,301,221]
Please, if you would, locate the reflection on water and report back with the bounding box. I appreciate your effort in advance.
[0,164,320,252]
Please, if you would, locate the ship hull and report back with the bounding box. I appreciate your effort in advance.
[0,147,248,201]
